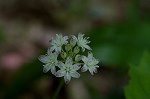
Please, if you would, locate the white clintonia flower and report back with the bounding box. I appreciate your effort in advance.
[38,48,58,74]
[72,33,92,52]
[55,57,81,84]
[81,52,99,75]
[39,33,100,84]
[51,34,68,53]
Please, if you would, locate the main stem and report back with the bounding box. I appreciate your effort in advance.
[52,79,64,99]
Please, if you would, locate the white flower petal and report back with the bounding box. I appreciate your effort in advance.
[64,73,71,84]
[81,65,88,72]
[57,61,65,69]
[54,61,59,66]
[89,70,94,75]
[55,46,61,53]
[73,64,81,70]
[65,57,73,65]
[84,45,92,50]
[51,65,56,74]
[62,36,68,44]
[55,70,65,77]
[70,71,80,78]
[78,33,84,40]
[43,64,51,73]
[93,68,98,73]
[95,65,99,68]
[38,55,49,63]
[72,35,78,41]
[47,47,53,56]
[53,52,58,60]
[94,59,99,65]
[47,51,58,62]
[50,46,55,51]
[82,56,88,63]
[82,47,85,52]
[88,52,93,58]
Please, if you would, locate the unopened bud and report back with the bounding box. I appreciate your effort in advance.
[75,54,82,62]
[61,52,67,59]
[65,44,72,51]
[70,38,76,47]
[74,46,80,54]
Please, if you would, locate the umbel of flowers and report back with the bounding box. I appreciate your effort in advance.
[39,33,99,84]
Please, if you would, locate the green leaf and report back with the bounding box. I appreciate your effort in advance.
[125,51,150,99]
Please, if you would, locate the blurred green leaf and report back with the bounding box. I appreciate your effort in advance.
[125,51,150,99]
[127,0,140,21]
[89,21,150,66]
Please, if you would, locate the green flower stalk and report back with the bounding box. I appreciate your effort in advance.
[39,33,99,84]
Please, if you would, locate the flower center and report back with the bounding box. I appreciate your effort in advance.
[65,66,71,72]
[56,43,62,47]
[50,61,54,64]
[87,60,93,66]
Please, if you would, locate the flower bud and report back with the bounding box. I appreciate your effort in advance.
[75,54,82,62]
[74,46,80,54]
[61,52,67,59]
[70,38,76,47]
[65,44,72,51]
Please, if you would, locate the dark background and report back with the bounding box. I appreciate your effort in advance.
[0,0,150,99]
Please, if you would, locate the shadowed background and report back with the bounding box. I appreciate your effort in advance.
[0,0,150,99]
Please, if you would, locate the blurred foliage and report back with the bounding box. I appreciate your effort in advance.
[89,21,150,66]
[82,77,102,99]
[125,51,150,99]
[0,27,5,42]
[127,0,140,21]
[88,0,150,66]
[4,59,43,99]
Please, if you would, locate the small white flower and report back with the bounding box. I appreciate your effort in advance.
[38,48,58,74]
[72,33,92,51]
[81,52,99,75]
[55,57,81,84]
[51,34,68,53]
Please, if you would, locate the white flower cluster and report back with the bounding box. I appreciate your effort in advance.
[39,33,99,84]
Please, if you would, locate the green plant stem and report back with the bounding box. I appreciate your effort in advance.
[52,79,64,99]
